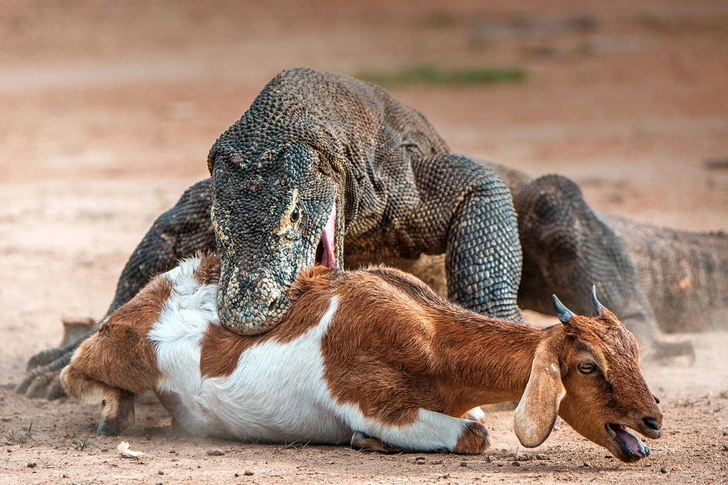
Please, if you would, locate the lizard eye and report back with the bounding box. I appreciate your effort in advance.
[290,207,301,223]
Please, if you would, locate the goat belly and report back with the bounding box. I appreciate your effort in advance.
[150,319,352,444]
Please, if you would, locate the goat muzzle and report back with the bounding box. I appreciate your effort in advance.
[606,423,653,461]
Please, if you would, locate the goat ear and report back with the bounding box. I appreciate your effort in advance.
[514,343,566,448]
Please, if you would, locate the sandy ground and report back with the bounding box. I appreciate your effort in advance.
[1,1,727,483]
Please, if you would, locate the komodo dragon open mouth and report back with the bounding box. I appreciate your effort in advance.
[315,203,336,269]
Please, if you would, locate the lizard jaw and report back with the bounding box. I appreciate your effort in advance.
[315,202,336,269]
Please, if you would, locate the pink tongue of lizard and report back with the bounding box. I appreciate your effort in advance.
[320,202,336,269]
[616,426,649,457]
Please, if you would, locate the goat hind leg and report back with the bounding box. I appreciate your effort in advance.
[18,179,215,399]
[61,365,136,436]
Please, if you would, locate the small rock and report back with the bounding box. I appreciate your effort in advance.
[207,449,225,456]
[535,454,550,460]
[460,461,468,467]
[158,470,164,475]
[431,459,443,465]
[661,467,668,474]
[27,462,37,468]
[414,456,426,464]
[511,461,521,467]
[723,444,728,452]
[235,472,240,477]
[244,470,254,476]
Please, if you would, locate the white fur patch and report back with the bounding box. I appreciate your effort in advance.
[151,286,350,443]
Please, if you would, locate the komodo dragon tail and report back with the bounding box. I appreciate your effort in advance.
[603,215,728,334]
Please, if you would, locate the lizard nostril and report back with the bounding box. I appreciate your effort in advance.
[653,394,660,404]
[643,417,660,431]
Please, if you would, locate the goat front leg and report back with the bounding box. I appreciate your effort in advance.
[351,409,491,455]
[60,366,136,436]
[18,179,215,399]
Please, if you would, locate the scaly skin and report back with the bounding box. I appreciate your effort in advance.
[511,175,694,361]
[603,215,728,334]
[21,67,719,398]
[207,68,522,334]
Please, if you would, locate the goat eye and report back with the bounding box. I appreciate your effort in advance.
[290,207,301,223]
[578,362,597,374]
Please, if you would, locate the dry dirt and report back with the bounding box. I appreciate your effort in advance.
[1,1,727,484]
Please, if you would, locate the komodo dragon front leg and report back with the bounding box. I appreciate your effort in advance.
[344,151,523,322]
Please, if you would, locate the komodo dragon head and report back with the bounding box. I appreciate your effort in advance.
[206,69,350,335]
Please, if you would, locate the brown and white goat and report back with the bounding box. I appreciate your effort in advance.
[61,253,662,462]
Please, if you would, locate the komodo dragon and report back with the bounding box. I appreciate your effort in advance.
[21,67,721,399]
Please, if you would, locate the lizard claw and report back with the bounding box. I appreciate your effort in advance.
[16,370,63,399]
[17,317,97,399]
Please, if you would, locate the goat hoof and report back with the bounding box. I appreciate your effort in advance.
[453,420,491,455]
[350,431,399,454]
[97,390,136,436]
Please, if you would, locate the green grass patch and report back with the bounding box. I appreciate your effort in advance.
[356,65,526,87]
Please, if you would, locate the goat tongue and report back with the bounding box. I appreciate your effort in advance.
[610,424,650,458]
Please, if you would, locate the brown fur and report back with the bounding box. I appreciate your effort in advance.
[61,275,172,435]
[453,421,491,455]
[199,265,341,378]
[193,252,221,286]
[64,276,170,394]
[63,256,661,459]
[321,267,540,425]
[315,267,661,459]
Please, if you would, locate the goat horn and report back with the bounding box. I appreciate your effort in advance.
[552,295,575,324]
[591,285,604,314]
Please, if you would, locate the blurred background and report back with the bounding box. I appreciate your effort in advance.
[1,0,726,372]
[1,4,727,480]
[2,0,727,223]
